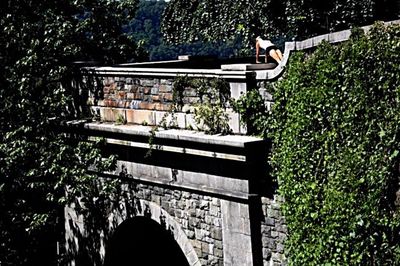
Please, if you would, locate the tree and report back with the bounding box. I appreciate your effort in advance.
[161,0,399,49]
[125,0,243,61]
[0,1,144,264]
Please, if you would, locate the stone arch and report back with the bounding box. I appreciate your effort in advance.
[105,199,200,266]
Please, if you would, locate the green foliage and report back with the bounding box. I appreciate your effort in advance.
[232,89,269,136]
[0,0,142,264]
[175,76,232,134]
[162,0,399,48]
[126,0,243,60]
[266,22,400,265]
[115,113,127,125]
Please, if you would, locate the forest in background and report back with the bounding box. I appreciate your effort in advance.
[125,0,244,61]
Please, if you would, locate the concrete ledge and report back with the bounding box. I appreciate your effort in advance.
[81,122,262,148]
[92,107,243,134]
[92,66,249,80]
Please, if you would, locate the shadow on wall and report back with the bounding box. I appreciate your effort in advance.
[104,217,189,266]
[62,178,189,266]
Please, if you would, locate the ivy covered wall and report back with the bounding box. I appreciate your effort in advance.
[271,22,400,265]
[236,22,400,265]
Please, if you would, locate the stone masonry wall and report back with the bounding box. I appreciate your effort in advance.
[89,76,201,126]
[97,77,188,111]
[130,181,224,266]
[261,195,287,266]
[86,75,242,133]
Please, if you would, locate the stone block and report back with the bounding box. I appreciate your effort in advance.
[201,242,209,254]
[182,191,191,199]
[186,230,195,239]
[134,92,143,100]
[183,96,199,104]
[129,85,139,93]
[312,33,329,46]
[140,79,155,87]
[208,243,214,255]
[211,228,222,240]
[125,78,133,84]
[214,248,223,258]
[189,217,200,227]
[328,29,351,43]
[124,84,133,91]
[212,198,220,207]
[100,108,125,122]
[263,238,276,249]
[159,84,173,93]
[263,248,272,260]
[126,109,156,125]
[200,201,209,210]
[265,217,275,226]
[195,209,205,219]
[151,86,159,95]
[271,231,279,238]
[278,232,287,242]
[209,205,219,217]
[267,208,279,219]
[205,216,213,225]
[276,243,285,253]
[229,82,246,100]
[161,92,173,102]
[139,102,157,110]
[275,224,287,234]
[213,218,221,227]
[152,95,161,102]
[143,95,154,103]
[155,103,172,111]
[214,240,222,249]
[195,228,205,240]
[201,224,211,232]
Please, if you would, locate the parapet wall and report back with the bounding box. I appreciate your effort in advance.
[83,61,261,134]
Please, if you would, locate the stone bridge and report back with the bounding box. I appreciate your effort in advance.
[64,54,287,265]
[64,122,284,265]
[63,20,399,266]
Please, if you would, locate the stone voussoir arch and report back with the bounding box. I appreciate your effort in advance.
[106,198,201,266]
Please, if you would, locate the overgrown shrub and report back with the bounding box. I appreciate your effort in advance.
[269,22,400,265]
[236,22,400,265]
[232,89,269,136]
[173,76,232,134]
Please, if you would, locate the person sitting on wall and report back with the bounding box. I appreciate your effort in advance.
[255,36,283,64]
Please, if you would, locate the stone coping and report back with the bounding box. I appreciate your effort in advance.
[91,66,250,80]
[81,122,263,148]
[84,19,400,82]
[256,19,400,80]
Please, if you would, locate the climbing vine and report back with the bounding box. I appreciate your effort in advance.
[172,75,232,134]
[232,89,269,136]
[236,22,400,265]
[146,76,231,157]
